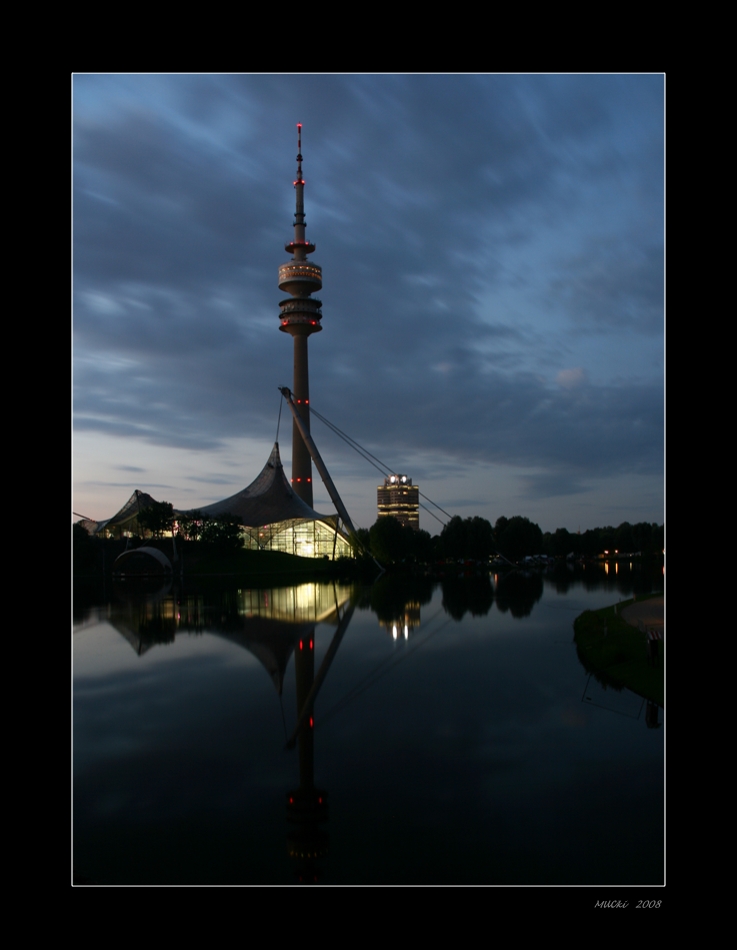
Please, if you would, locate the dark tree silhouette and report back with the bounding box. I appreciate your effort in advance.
[137,501,175,538]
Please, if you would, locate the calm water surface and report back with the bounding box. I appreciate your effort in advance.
[73,563,664,884]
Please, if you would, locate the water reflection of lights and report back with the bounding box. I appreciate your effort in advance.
[390,623,410,641]
[234,583,352,624]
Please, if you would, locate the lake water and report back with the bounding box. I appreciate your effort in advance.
[73,561,664,885]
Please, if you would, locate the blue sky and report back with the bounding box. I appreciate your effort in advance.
[73,74,664,533]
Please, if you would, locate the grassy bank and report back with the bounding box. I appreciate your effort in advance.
[573,594,663,707]
[73,535,368,581]
[181,546,335,577]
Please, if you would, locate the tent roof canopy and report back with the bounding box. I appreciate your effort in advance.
[187,443,336,528]
[80,444,342,535]
[97,489,159,532]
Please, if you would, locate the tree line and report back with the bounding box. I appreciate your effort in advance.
[86,498,664,566]
[124,503,243,551]
[354,514,664,565]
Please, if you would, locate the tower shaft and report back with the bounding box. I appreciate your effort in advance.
[292,333,312,504]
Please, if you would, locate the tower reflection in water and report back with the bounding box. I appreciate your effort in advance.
[106,579,355,883]
[284,596,355,883]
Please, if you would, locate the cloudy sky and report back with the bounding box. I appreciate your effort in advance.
[73,74,664,534]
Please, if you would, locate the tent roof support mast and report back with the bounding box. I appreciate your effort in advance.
[279,387,358,537]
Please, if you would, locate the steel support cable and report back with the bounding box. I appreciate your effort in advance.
[310,406,452,526]
[309,408,390,479]
[313,410,454,521]
[318,606,449,727]
[313,404,445,527]
[419,495,453,521]
[312,407,453,520]
[312,411,446,527]
[417,500,447,527]
[314,405,445,528]
[319,617,453,727]
[310,408,393,476]
[311,412,445,529]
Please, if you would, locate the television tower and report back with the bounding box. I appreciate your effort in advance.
[278,124,322,506]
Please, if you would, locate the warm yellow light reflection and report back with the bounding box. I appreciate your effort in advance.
[236,583,352,623]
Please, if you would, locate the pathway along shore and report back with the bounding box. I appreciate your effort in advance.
[621,595,664,636]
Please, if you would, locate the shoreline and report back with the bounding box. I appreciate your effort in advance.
[573,593,664,707]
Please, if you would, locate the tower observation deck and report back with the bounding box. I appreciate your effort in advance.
[279,124,322,506]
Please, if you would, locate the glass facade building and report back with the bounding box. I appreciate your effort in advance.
[377,474,420,530]
[242,518,352,559]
